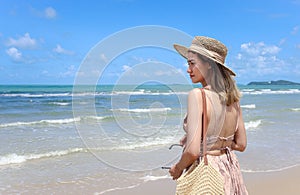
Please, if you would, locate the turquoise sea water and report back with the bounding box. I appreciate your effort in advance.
[0,84,300,194]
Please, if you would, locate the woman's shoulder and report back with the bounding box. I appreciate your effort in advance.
[188,88,203,100]
[188,88,204,95]
[189,88,201,93]
[188,88,218,99]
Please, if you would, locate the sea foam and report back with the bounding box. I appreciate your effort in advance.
[111,107,171,113]
[245,120,262,130]
[291,108,300,112]
[0,117,81,128]
[241,164,300,173]
[241,104,256,109]
[0,93,71,97]
[140,175,170,182]
[0,148,84,166]
[0,115,114,128]
[241,89,300,95]
[50,102,70,106]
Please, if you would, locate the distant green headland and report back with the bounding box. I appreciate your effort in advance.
[247,80,300,85]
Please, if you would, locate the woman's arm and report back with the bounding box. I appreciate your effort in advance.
[169,89,203,179]
[179,134,187,147]
[231,105,247,152]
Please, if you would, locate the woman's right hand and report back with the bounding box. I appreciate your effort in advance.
[169,164,184,180]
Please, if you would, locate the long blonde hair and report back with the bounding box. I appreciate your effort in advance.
[198,54,241,106]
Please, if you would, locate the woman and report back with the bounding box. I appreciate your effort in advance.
[169,36,248,194]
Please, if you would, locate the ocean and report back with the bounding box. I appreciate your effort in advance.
[0,84,300,194]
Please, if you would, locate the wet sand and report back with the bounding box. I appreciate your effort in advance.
[104,165,300,195]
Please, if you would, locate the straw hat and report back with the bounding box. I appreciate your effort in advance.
[174,36,236,76]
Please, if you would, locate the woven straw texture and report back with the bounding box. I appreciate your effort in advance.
[176,160,225,195]
[192,36,227,62]
[173,36,236,76]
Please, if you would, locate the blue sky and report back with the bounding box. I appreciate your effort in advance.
[0,0,300,85]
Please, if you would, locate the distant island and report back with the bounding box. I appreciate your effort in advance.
[247,80,300,85]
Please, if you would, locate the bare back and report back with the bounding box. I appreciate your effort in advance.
[205,90,240,151]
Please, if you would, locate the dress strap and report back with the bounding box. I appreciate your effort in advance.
[200,88,208,165]
[218,134,235,141]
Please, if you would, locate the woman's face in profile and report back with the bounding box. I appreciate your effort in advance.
[186,52,209,84]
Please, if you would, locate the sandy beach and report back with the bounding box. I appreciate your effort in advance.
[244,165,300,195]
[104,165,300,195]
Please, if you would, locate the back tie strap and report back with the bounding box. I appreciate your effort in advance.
[218,134,234,141]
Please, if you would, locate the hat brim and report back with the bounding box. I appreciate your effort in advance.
[174,44,236,76]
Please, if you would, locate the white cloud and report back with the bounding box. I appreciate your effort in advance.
[30,6,57,19]
[6,47,22,61]
[59,65,76,77]
[45,7,56,19]
[122,65,131,71]
[131,56,154,63]
[154,69,183,76]
[279,38,287,46]
[131,56,145,63]
[112,61,190,85]
[236,41,287,77]
[177,68,185,75]
[241,42,280,55]
[236,53,242,60]
[5,46,38,64]
[291,26,299,35]
[100,53,108,63]
[42,70,49,75]
[7,33,37,49]
[154,70,167,76]
[296,44,300,49]
[53,44,74,55]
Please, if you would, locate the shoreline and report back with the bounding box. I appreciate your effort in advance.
[103,165,300,195]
